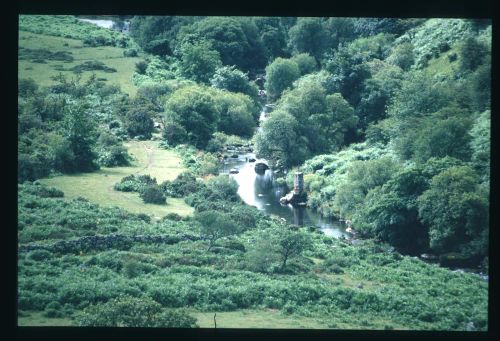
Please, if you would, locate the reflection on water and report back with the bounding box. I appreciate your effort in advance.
[78,19,115,29]
[220,152,348,238]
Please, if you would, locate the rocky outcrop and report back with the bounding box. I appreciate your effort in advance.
[254,160,269,174]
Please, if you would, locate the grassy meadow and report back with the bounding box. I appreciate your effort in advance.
[18,31,141,96]
[40,140,194,219]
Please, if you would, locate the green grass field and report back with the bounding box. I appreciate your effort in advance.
[17,308,410,329]
[18,31,142,96]
[39,140,194,219]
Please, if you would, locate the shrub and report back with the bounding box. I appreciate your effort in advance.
[123,48,138,57]
[77,295,198,327]
[71,61,117,73]
[44,301,63,317]
[20,183,64,198]
[27,249,53,261]
[140,186,166,204]
[135,61,148,75]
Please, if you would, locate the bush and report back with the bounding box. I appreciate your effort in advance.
[135,61,148,75]
[44,301,63,317]
[77,295,198,327]
[70,61,117,73]
[123,48,138,57]
[114,174,158,193]
[27,249,53,261]
[140,186,166,205]
[20,183,64,198]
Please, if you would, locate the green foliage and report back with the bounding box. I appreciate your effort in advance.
[140,186,167,205]
[70,61,117,74]
[397,19,475,68]
[114,174,158,193]
[160,171,203,198]
[411,113,472,162]
[353,166,430,253]
[77,295,198,327]
[179,40,222,84]
[459,37,488,73]
[254,109,309,168]
[164,85,220,149]
[333,157,400,219]
[61,102,99,173]
[290,53,318,75]
[18,47,74,63]
[280,77,358,154]
[196,210,239,250]
[178,17,267,73]
[469,111,490,182]
[174,145,220,177]
[95,132,131,167]
[19,15,132,48]
[264,57,301,100]
[386,43,415,70]
[130,16,196,55]
[18,78,39,98]
[124,108,155,140]
[210,89,257,138]
[288,18,329,61]
[210,65,260,104]
[417,166,488,257]
[276,228,312,271]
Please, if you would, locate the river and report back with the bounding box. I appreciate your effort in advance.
[77,17,130,34]
[219,107,349,238]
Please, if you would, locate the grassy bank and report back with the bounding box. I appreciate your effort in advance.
[39,140,194,219]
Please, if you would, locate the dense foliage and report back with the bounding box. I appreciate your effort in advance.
[18,15,490,330]
[18,182,488,330]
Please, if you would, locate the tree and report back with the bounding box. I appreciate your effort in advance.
[386,43,415,70]
[459,37,488,73]
[290,53,318,75]
[210,65,260,105]
[164,85,220,149]
[178,17,266,72]
[333,157,400,218]
[125,108,155,139]
[255,17,288,60]
[206,175,240,202]
[62,103,99,173]
[245,231,280,273]
[412,115,472,163]
[356,61,403,129]
[18,78,39,97]
[417,166,488,258]
[162,120,188,146]
[277,78,358,154]
[254,110,309,168]
[276,229,312,270]
[469,110,490,182]
[264,58,300,100]
[179,40,222,84]
[288,18,329,62]
[211,90,257,137]
[353,166,430,254]
[130,16,196,55]
[196,210,239,251]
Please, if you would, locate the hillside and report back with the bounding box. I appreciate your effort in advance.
[17,15,490,330]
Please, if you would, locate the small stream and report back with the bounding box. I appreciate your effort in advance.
[220,154,349,238]
[219,107,349,238]
[77,17,130,34]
